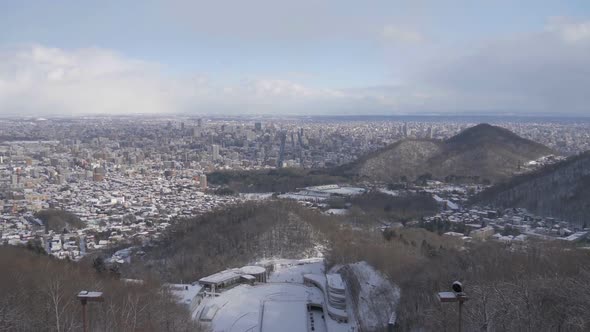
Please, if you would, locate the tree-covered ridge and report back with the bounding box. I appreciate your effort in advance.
[474,151,590,225]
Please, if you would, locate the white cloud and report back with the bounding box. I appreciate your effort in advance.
[2,16,590,117]
[550,19,590,43]
[0,45,176,115]
[381,25,425,43]
[385,19,590,114]
[0,45,360,115]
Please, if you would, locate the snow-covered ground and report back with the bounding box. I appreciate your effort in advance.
[323,209,349,216]
[192,258,356,332]
[277,193,329,201]
[240,193,274,200]
[378,188,400,196]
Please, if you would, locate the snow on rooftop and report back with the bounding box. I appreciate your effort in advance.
[561,231,588,242]
[446,201,459,210]
[277,193,329,201]
[168,283,203,306]
[267,260,324,284]
[305,185,340,191]
[321,187,365,196]
[240,265,266,275]
[444,231,465,237]
[432,194,444,202]
[199,268,241,284]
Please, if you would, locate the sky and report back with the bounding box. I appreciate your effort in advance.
[0,0,589,116]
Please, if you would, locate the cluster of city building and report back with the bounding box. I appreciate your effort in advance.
[0,126,245,259]
[428,206,590,243]
[282,180,590,244]
[1,115,589,259]
[415,182,589,243]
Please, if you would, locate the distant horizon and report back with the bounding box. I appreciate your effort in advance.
[3,112,590,121]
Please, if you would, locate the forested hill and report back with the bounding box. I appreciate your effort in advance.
[124,201,325,282]
[335,123,554,184]
[474,151,590,225]
[208,124,554,192]
[207,168,347,193]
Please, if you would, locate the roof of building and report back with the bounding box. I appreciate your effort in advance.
[240,265,266,275]
[199,269,241,285]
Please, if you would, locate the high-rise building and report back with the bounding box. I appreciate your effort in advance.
[298,128,304,147]
[426,127,433,139]
[191,127,201,137]
[199,174,208,190]
[254,122,262,131]
[212,144,220,161]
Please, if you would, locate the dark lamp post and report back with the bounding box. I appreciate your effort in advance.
[438,281,468,332]
[77,291,104,332]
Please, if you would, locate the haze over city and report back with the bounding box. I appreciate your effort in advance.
[1,0,590,116]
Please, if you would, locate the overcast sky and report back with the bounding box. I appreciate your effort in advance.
[0,0,589,116]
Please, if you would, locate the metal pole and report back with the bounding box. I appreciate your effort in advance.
[458,300,463,332]
[81,300,88,332]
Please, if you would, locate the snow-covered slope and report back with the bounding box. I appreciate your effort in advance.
[335,261,400,332]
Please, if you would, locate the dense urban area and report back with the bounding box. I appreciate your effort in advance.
[2,115,590,331]
[1,116,589,258]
